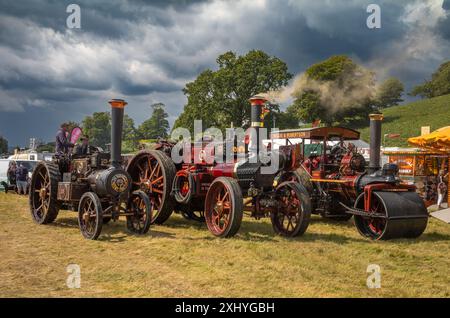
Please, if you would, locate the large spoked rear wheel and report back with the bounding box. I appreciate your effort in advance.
[204,177,243,238]
[271,181,311,237]
[126,150,176,224]
[78,192,103,240]
[29,162,61,224]
[126,190,152,234]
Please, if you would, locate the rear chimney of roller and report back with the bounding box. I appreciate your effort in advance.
[368,113,384,173]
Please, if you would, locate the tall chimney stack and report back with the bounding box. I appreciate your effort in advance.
[249,95,267,155]
[108,99,127,168]
[368,113,384,173]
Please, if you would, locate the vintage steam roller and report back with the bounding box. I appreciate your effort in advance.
[350,114,429,239]
[272,113,429,240]
[127,95,312,237]
[29,99,152,240]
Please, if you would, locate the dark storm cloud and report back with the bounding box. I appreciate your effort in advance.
[0,0,449,146]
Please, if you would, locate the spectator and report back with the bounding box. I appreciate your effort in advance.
[7,161,17,184]
[15,163,28,195]
[55,122,74,155]
[437,169,448,209]
[4,161,17,193]
[73,135,90,156]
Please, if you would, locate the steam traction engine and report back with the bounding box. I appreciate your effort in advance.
[126,96,311,238]
[272,114,429,240]
[29,99,152,240]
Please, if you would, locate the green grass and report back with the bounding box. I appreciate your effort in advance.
[0,193,450,297]
[355,94,450,147]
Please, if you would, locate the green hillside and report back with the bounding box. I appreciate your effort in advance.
[355,94,450,147]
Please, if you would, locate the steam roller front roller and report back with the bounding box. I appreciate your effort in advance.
[126,149,176,224]
[354,191,428,240]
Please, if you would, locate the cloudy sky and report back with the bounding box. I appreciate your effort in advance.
[0,0,449,146]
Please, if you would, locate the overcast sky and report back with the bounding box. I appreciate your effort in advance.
[0,0,449,147]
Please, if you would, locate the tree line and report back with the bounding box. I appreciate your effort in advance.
[174,51,450,133]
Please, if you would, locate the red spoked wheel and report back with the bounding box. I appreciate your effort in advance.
[126,150,176,224]
[354,193,387,240]
[204,177,243,238]
[271,181,311,237]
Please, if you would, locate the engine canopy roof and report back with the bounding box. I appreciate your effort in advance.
[270,127,360,141]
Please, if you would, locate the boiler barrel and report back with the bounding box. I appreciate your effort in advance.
[87,167,132,197]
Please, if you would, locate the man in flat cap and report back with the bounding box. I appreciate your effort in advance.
[55,122,74,156]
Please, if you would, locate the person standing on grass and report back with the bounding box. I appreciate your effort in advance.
[15,163,28,195]
[4,161,17,193]
[437,169,448,209]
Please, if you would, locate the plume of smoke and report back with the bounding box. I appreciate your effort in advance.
[368,0,448,81]
[262,63,377,114]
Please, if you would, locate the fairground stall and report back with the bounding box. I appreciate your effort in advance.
[382,148,449,207]
[407,126,450,208]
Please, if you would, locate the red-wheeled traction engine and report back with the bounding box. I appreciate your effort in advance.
[127,96,429,240]
[126,96,311,238]
[271,113,429,240]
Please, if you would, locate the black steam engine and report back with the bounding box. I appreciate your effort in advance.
[29,99,152,240]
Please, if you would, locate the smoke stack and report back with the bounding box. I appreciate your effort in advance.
[249,95,267,155]
[108,99,127,168]
[368,113,384,173]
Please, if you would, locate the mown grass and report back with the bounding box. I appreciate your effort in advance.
[356,94,450,147]
[0,192,449,298]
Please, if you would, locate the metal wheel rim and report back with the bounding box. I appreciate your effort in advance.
[131,155,164,221]
[31,165,50,221]
[363,195,387,237]
[275,184,302,235]
[129,195,148,231]
[206,183,232,235]
[79,197,98,237]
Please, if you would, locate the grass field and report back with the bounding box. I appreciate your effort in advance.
[356,94,450,147]
[0,192,449,298]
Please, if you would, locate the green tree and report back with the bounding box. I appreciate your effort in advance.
[138,103,170,139]
[270,109,300,130]
[121,114,138,153]
[410,61,450,98]
[375,77,404,109]
[289,55,376,126]
[288,91,326,124]
[0,136,8,154]
[82,112,111,149]
[173,50,293,133]
[122,114,137,141]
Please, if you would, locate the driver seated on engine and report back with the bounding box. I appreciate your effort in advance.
[73,135,98,156]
